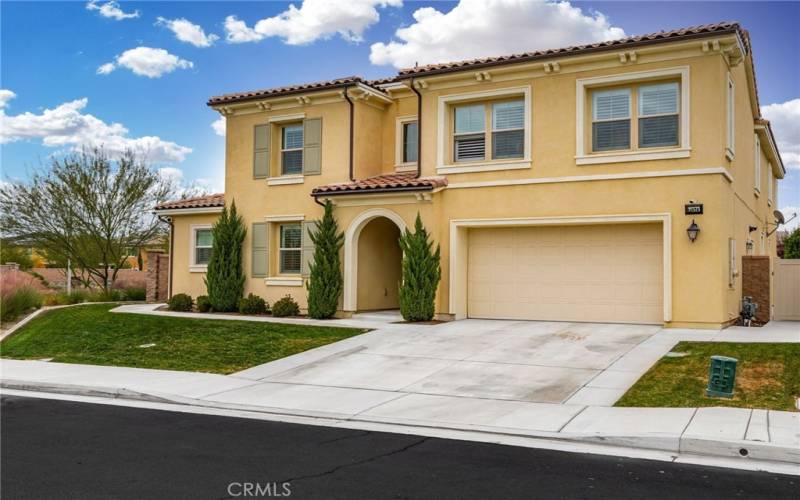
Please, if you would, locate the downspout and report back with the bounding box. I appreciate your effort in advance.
[409,78,422,178]
[344,84,355,181]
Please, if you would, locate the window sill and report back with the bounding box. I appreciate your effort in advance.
[267,175,304,186]
[436,159,531,175]
[265,277,303,287]
[189,265,208,273]
[576,148,690,166]
[395,163,418,172]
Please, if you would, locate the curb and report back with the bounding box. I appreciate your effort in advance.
[3,379,798,469]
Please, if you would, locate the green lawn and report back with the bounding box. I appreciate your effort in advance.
[0,304,367,374]
[616,342,800,411]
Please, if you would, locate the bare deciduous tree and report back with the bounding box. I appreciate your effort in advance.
[0,148,177,291]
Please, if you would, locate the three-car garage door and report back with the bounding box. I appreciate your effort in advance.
[467,223,663,324]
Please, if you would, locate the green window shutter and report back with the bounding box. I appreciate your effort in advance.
[251,222,268,277]
[303,118,322,175]
[253,124,270,179]
[301,220,317,277]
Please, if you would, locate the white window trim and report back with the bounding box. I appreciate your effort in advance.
[268,113,306,123]
[576,66,690,165]
[264,214,305,222]
[189,224,212,272]
[395,115,418,168]
[265,277,303,287]
[754,133,761,195]
[436,86,531,174]
[767,164,773,205]
[277,222,302,276]
[267,175,304,186]
[726,72,735,160]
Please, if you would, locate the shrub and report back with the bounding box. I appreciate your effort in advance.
[272,295,300,317]
[86,289,123,302]
[784,227,800,259]
[124,287,146,301]
[204,201,246,312]
[0,286,42,322]
[398,213,441,322]
[196,295,212,313]
[307,201,344,319]
[238,293,268,315]
[167,293,193,311]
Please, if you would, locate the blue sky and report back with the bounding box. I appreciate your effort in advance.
[1,1,798,224]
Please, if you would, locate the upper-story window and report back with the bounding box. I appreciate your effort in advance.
[403,121,418,163]
[577,67,689,165]
[754,133,761,194]
[453,100,525,162]
[281,124,304,175]
[590,82,679,153]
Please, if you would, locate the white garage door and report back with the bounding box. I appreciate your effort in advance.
[467,223,663,324]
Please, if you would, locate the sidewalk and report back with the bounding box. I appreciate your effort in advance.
[2,357,798,472]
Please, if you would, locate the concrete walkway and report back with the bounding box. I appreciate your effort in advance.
[2,304,798,470]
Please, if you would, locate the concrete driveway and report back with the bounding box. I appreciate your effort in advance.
[235,319,663,406]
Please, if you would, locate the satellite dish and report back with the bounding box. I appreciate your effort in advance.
[774,210,786,225]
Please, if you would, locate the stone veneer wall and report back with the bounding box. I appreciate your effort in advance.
[741,255,771,323]
[146,251,170,303]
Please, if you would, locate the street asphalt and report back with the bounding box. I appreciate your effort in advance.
[1,395,796,499]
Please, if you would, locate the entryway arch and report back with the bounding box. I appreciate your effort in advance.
[343,208,406,312]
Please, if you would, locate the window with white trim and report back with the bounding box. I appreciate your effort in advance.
[193,228,213,266]
[279,223,302,274]
[768,164,773,203]
[638,82,679,148]
[281,124,303,175]
[454,104,485,162]
[726,73,735,157]
[492,100,525,159]
[592,88,631,151]
[403,121,418,163]
[754,134,761,193]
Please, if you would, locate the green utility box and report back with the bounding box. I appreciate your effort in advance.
[706,355,738,398]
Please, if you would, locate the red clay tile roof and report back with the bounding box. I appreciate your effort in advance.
[208,76,387,106]
[154,193,225,211]
[397,22,746,77]
[311,172,447,196]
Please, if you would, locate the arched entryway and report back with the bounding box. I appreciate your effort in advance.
[343,208,406,312]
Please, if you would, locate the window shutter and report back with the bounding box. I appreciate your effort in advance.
[638,83,679,116]
[303,118,322,175]
[251,222,268,277]
[301,220,316,277]
[253,124,270,179]
[592,89,630,121]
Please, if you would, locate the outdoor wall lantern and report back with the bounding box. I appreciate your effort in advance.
[686,220,700,243]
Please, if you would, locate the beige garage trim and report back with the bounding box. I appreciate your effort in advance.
[449,214,672,323]
[467,224,663,324]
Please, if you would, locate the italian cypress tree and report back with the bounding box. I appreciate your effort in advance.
[204,201,246,312]
[398,213,441,321]
[307,200,344,319]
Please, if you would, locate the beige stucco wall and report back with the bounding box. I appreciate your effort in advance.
[357,217,402,310]
[170,213,219,299]
[165,35,782,326]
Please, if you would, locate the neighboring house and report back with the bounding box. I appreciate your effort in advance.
[154,22,785,329]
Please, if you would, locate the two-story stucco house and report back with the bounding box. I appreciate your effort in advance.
[154,22,785,329]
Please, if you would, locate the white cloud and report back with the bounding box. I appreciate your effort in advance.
[762,98,800,171]
[97,47,194,78]
[369,0,625,69]
[86,1,140,21]
[156,17,219,48]
[211,116,226,136]
[0,93,191,163]
[0,89,16,109]
[158,166,184,183]
[224,0,402,45]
